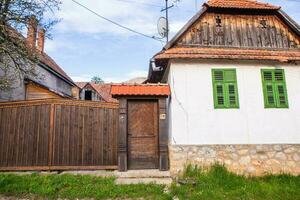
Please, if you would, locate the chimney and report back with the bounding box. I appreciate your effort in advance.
[37,28,45,53]
[26,16,38,48]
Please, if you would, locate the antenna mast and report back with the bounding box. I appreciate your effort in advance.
[161,0,174,43]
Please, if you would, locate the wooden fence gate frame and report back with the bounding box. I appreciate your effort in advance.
[0,99,119,171]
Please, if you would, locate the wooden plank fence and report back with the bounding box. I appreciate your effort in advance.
[0,99,118,171]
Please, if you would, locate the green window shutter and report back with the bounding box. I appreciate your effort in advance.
[227,83,238,107]
[215,84,225,107]
[212,69,239,109]
[261,69,288,108]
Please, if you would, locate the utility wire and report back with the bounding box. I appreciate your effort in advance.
[70,0,162,41]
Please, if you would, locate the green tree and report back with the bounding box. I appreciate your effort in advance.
[0,0,61,90]
[91,76,105,84]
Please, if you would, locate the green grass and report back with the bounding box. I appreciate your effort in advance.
[0,173,171,200]
[1,165,300,200]
[171,164,300,200]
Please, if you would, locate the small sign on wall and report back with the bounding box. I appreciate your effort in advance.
[160,113,166,120]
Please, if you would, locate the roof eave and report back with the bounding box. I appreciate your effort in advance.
[24,78,73,99]
[39,62,76,87]
[277,9,300,37]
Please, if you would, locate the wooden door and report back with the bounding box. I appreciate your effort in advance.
[128,100,158,169]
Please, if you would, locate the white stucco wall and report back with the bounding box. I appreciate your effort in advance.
[167,59,300,145]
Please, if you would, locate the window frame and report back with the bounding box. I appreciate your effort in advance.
[212,69,240,109]
[261,69,289,109]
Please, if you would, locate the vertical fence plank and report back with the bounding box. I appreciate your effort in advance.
[34,106,40,166]
[18,107,25,165]
[0,108,6,166]
[8,107,17,166]
[69,106,75,165]
[14,107,21,166]
[48,104,55,168]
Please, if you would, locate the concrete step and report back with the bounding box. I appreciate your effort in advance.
[115,170,172,185]
[114,170,171,178]
[115,177,173,185]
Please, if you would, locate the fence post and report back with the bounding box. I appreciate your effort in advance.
[48,103,55,170]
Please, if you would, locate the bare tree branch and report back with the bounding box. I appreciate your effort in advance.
[0,0,61,89]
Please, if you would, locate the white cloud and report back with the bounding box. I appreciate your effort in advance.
[57,0,161,36]
[71,69,148,83]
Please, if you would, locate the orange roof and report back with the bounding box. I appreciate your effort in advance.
[155,47,300,62]
[205,0,280,10]
[111,84,171,96]
[39,53,74,84]
[91,83,118,103]
[75,82,88,89]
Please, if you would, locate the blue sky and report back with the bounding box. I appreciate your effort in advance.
[44,0,300,83]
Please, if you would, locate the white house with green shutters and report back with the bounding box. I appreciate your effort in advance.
[148,0,300,175]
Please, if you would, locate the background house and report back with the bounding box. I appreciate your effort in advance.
[149,0,300,175]
[0,17,77,102]
[76,82,117,102]
[125,77,147,84]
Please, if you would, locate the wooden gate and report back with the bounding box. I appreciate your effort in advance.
[128,100,159,169]
[0,99,118,171]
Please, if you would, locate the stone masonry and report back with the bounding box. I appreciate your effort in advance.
[169,144,300,176]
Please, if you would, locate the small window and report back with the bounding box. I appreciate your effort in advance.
[212,69,239,109]
[216,16,222,27]
[261,69,288,108]
[85,90,92,100]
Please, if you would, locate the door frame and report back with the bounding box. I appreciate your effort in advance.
[117,96,169,171]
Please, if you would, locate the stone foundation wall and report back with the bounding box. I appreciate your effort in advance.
[169,144,300,176]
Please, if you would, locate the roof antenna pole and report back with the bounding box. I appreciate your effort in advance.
[161,0,174,43]
[166,0,169,43]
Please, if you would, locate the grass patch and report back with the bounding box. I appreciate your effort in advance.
[1,165,300,200]
[171,164,300,200]
[0,173,171,200]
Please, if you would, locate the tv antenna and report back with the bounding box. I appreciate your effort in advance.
[157,17,168,38]
[160,0,177,42]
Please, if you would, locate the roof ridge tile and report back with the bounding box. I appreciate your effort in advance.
[205,0,280,10]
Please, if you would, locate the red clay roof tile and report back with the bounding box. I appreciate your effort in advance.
[155,47,300,62]
[75,82,118,103]
[39,53,74,84]
[205,0,280,10]
[75,82,88,89]
[111,84,171,96]
[91,83,118,103]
